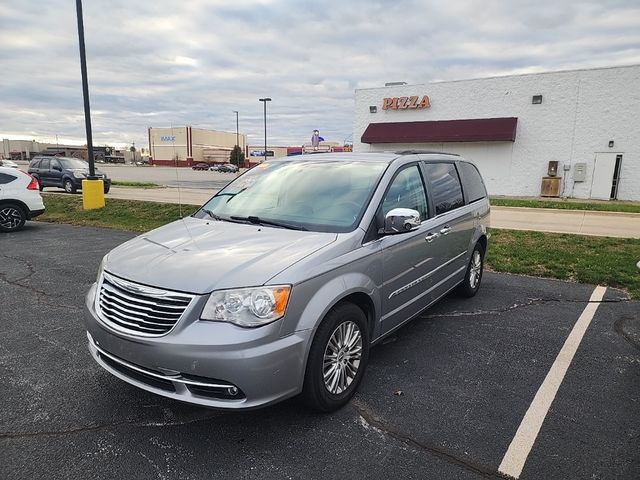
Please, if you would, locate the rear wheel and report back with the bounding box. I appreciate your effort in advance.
[104,184,110,194]
[63,178,76,194]
[458,242,485,297]
[0,203,27,232]
[303,302,369,412]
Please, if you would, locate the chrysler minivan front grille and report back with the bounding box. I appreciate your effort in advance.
[97,272,193,336]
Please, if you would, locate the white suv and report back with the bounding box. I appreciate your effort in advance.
[0,167,45,232]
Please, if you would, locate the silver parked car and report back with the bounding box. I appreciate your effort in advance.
[84,152,490,411]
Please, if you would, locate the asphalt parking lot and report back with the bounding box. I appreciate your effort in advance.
[100,164,234,190]
[1,223,639,480]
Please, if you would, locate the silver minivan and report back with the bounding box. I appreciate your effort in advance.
[84,152,490,411]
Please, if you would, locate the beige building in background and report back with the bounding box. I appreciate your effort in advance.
[148,126,247,166]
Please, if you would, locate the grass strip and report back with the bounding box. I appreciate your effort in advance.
[110,180,162,188]
[490,198,640,213]
[38,196,640,299]
[40,194,197,233]
[486,229,640,299]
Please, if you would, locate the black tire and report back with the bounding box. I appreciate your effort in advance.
[457,242,485,298]
[303,302,370,412]
[104,185,110,194]
[33,176,43,191]
[0,203,27,232]
[63,178,77,194]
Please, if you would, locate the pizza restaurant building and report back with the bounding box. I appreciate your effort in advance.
[353,65,640,201]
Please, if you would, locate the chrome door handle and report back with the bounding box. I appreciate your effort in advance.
[440,226,451,235]
[425,232,439,243]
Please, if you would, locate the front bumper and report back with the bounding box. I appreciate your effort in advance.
[84,283,311,409]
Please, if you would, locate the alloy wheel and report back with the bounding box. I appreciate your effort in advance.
[469,250,482,289]
[0,206,23,230]
[323,321,363,395]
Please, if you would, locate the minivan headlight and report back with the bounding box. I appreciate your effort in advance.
[201,286,291,327]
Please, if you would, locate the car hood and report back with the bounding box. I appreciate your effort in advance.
[104,217,337,294]
[74,168,107,177]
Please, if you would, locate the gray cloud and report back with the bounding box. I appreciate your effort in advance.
[1,0,639,148]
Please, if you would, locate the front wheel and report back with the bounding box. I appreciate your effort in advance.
[458,242,485,297]
[303,302,369,412]
[63,178,76,194]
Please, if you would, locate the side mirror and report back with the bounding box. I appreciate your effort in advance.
[52,165,62,171]
[384,208,421,234]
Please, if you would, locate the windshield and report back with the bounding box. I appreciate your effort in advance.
[60,158,89,169]
[196,160,387,233]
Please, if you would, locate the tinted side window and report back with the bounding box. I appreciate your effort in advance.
[424,163,464,215]
[51,159,61,170]
[40,158,50,170]
[381,165,428,220]
[458,162,487,203]
[0,172,17,184]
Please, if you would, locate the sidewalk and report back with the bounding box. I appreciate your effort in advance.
[107,187,640,239]
[491,206,640,238]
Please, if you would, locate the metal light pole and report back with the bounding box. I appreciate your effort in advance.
[75,0,95,178]
[233,110,239,148]
[75,0,104,209]
[233,110,239,167]
[258,98,271,163]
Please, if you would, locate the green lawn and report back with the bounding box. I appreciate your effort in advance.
[486,229,640,299]
[110,180,162,188]
[490,197,640,213]
[37,195,640,299]
[40,194,197,232]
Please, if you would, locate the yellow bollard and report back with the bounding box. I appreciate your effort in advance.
[82,179,105,210]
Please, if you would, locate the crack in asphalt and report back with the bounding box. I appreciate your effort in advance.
[352,399,515,479]
[0,413,219,441]
[0,254,83,309]
[423,296,629,319]
[614,316,640,352]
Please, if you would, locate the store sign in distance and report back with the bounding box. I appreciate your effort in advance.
[382,95,430,110]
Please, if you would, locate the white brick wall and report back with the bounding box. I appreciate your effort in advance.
[354,65,640,201]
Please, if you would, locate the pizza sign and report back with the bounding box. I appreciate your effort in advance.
[382,95,430,110]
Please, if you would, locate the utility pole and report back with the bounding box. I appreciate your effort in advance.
[258,98,271,163]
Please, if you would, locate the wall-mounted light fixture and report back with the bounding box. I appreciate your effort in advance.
[532,95,543,104]
[369,106,377,113]
[608,140,615,148]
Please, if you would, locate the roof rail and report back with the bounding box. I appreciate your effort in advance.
[394,150,460,156]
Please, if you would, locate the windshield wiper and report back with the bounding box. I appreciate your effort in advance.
[230,215,308,231]
[201,209,243,223]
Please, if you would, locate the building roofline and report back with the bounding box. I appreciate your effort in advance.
[355,63,640,92]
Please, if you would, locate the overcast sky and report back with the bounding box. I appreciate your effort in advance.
[1,0,639,149]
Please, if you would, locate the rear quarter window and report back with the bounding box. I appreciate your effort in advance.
[0,172,17,184]
[29,159,41,169]
[458,162,487,203]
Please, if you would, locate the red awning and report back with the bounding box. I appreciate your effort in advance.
[361,117,518,144]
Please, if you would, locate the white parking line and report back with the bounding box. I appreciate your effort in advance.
[498,285,607,479]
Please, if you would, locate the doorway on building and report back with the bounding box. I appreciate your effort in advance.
[590,153,622,200]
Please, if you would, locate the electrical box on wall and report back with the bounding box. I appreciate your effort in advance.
[574,163,587,182]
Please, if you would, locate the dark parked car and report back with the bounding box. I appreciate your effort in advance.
[212,163,239,173]
[192,163,210,171]
[28,156,111,194]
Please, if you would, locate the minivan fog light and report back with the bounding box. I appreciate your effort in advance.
[201,285,291,327]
